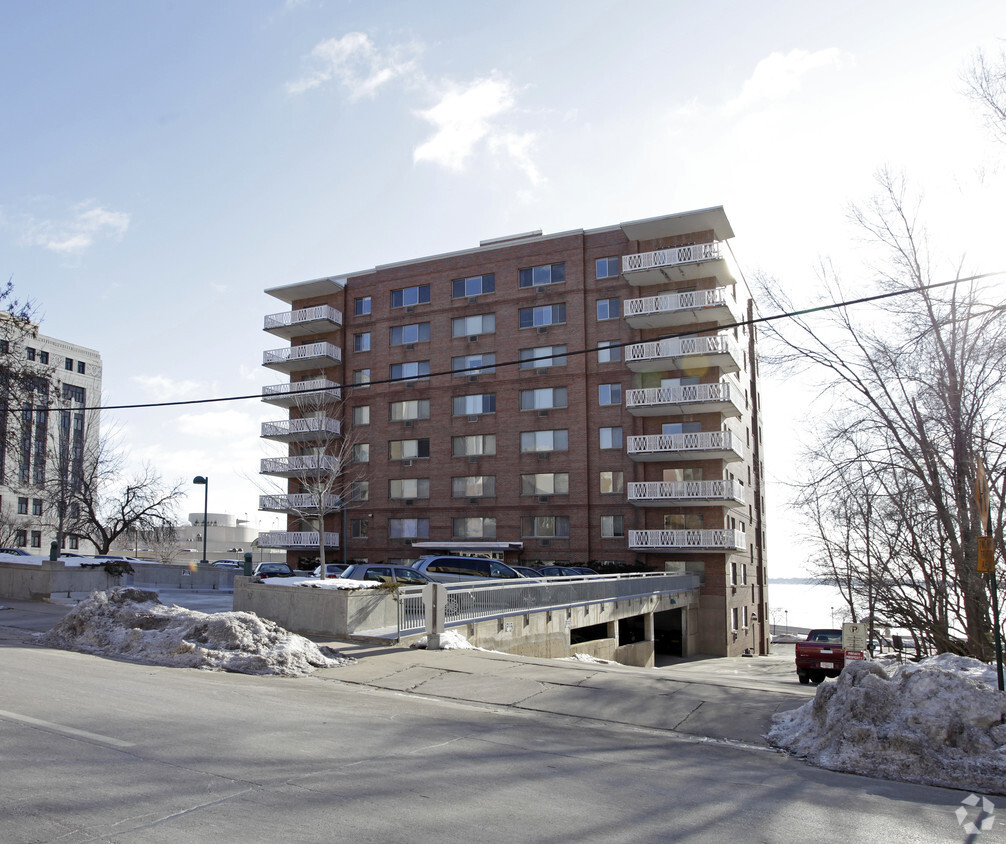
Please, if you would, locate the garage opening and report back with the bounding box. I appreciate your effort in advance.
[654,607,683,656]
[570,621,608,645]
[618,614,646,646]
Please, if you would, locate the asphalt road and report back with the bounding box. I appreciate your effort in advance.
[0,613,996,844]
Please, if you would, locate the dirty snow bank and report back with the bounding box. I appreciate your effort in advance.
[559,653,616,665]
[411,630,479,650]
[39,588,353,676]
[768,655,1006,793]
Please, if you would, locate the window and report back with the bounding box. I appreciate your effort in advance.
[30,531,41,548]
[39,351,49,364]
[391,285,430,308]
[77,361,86,374]
[520,387,568,411]
[599,383,622,406]
[353,369,370,388]
[17,497,28,515]
[452,314,495,338]
[355,296,372,316]
[520,429,569,453]
[390,361,430,381]
[389,478,430,499]
[64,357,72,370]
[390,399,430,421]
[31,498,42,516]
[452,476,496,498]
[600,426,623,449]
[390,322,431,346]
[453,393,496,416]
[452,434,496,457]
[520,473,569,496]
[15,529,27,547]
[518,304,566,328]
[0,340,8,354]
[350,480,369,502]
[26,347,36,361]
[354,333,371,352]
[601,515,625,538]
[68,535,79,550]
[519,345,567,369]
[389,438,430,460]
[353,405,370,426]
[596,257,620,279]
[597,341,620,363]
[600,471,624,494]
[664,513,704,530]
[664,467,704,482]
[731,607,740,631]
[453,517,496,538]
[521,515,570,538]
[389,518,429,539]
[453,273,495,298]
[351,519,369,539]
[663,421,702,435]
[452,353,496,376]
[519,262,565,288]
[352,443,370,463]
[596,298,619,320]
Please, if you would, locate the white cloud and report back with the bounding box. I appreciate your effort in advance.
[286,32,419,98]
[22,202,130,255]
[724,48,851,114]
[130,375,203,400]
[414,77,531,174]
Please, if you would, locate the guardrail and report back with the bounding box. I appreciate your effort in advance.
[397,572,699,636]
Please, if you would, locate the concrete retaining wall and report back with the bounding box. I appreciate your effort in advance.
[128,563,237,590]
[0,561,126,600]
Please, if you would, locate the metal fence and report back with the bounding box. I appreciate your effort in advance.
[396,572,699,637]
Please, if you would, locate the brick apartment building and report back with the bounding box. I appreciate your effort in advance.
[259,206,768,656]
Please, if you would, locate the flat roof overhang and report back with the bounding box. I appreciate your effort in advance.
[265,276,347,304]
[621,206,733,243]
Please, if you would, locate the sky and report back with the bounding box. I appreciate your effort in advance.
[3,0,1006,577]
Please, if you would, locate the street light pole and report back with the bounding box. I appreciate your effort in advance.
[193,476,208,565]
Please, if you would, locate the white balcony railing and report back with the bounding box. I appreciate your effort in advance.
[261,379,341,406]
[257,531,340,549]
[628,529,746,552]
[624,288,735,326]
[621,241,733,287]
[625,381,742,417]
[626,430,743,462]
[264,305,342,336]
[261,417,342,441]
[627,479,746,507]
[260,455,341,476]
[625,333,743,373]
[259,494,344,512]
[263,342,342,369]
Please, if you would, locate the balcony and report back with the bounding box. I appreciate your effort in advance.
[625,288,736,329]
[263,342,341,374]
[627,479,746,508]
[628,529,746,552]
[257,531,340,549]
[261,417,342,443]
[626,430,744,463]
[260,455,341,478]
[621,242,734,287]
[625,333,743,375]
[259,494,343,513]
[262,379,341,408]
[264,305,342,339]
[625,382,743,418]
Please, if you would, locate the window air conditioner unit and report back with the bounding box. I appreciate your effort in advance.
[404,539,412,546]
[540,539,550,547]
[467,415,479,422]
[405,306,415,313]
[402,459,414,467]
[537,326,548,334]
[467,296,478,304]
[405,343,415,351]
[538,453,549,461]
[405,500,414,506]
[535,368,548,375]
[538,496,550,504]
[537,410,549,417]
[468,456,479,464]
[469,497,478,505]
[469,335,478,343]
[468,375,479,383]
[404,420,414,428]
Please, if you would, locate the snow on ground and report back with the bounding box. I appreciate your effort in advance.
[558,653,617,665]
[277,576,379,589]
[768,654,1006,793]
[411,630,480,650]
[39,588,353,676]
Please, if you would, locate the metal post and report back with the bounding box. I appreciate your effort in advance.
[193,476,208,565]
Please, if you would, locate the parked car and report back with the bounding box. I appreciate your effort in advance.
[210,559,244,569]
[570,567,598,575]
[0,548,32,556]
[411,555,523,583]
[537,565,586,577]
[510,565,543,578]
[795,629,844,684]
[339,564,434,586]
[253,562,296,579]
[313,563,349,579]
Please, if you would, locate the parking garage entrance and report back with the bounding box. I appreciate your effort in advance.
[654,607,684,657]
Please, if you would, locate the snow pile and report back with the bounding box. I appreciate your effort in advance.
[559,653,616,665]
[768,655,1006,792]
[412,630,479,650]
[39,588,353,676]
[259,576,379,589]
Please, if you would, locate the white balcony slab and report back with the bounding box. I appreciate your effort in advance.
[625,288,737,329]
[628,529,746,552]
[264,305,342,339]
[625,334,743,374]
[625,382,743,418]
[263,342,342,373]
[626,431,743,463]
[627,480,746,508]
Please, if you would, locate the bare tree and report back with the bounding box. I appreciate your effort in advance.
[760,170,1006,659]
[963,46,1006,144]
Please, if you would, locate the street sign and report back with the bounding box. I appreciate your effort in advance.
[842,622,868,651]
[975,457,990,533]
[978,537,995,573]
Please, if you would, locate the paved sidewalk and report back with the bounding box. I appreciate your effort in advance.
[0,594,814,747]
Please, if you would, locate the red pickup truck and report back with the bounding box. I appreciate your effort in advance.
[795,629,844,684]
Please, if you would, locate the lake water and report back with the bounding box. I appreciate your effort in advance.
[767,580,849,633]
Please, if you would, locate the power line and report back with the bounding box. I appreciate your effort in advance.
[28,269,1006,414]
